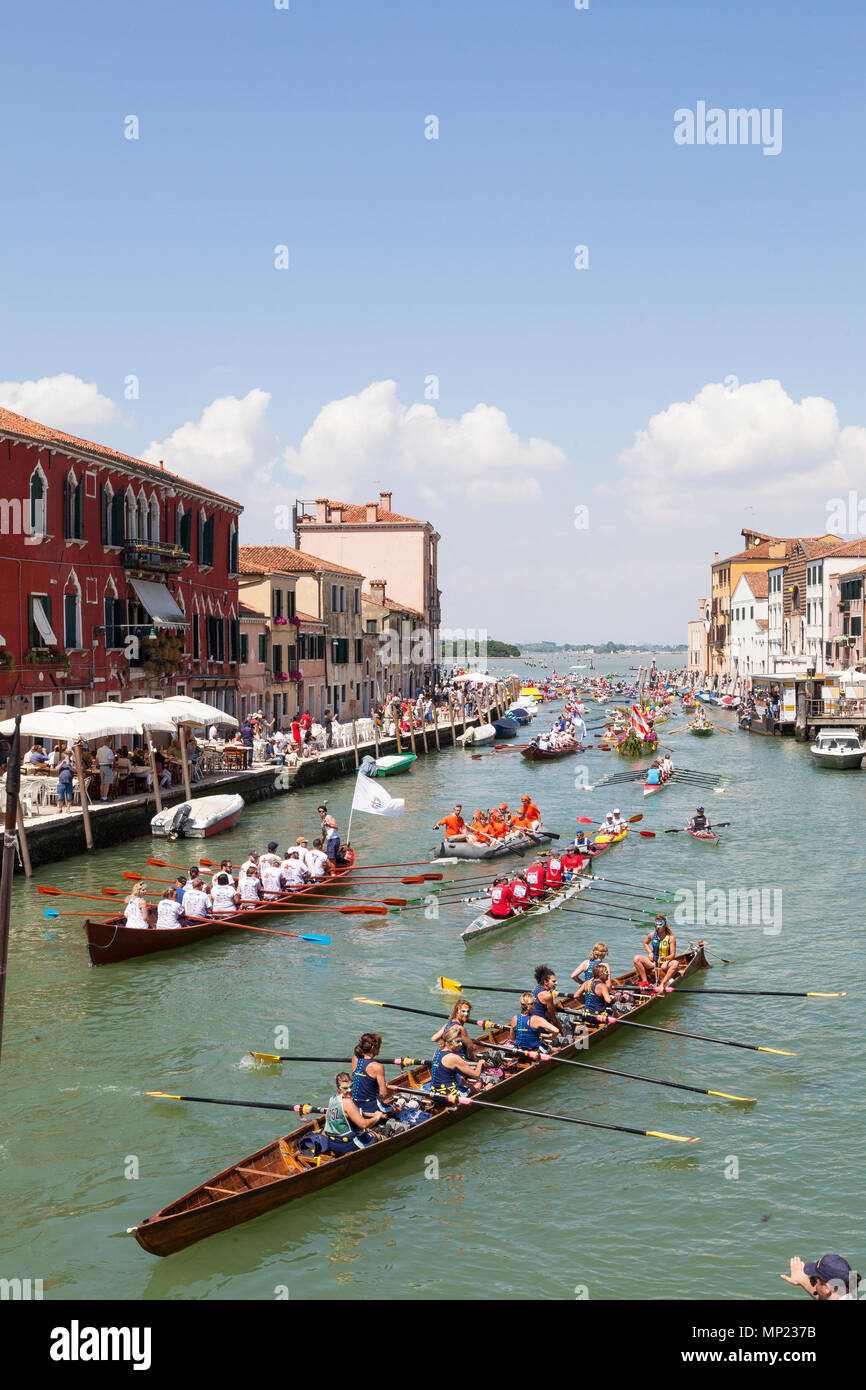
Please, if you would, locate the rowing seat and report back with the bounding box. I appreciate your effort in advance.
[236,1166,283,1184]
[205,1184,241,1199]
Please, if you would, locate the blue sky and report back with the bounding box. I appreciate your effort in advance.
[2,0,865,641]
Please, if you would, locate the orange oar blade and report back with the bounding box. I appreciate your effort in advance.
[400,876,426,884]
[37,886,63,896]
[123,871,144,881]
[146,858,170,868]
[339,905,388,916]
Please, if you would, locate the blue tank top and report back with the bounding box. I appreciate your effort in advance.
[351,1057,379,1109]
[430,1046,467,1093]
[584,980,607,1016]
[514,1012,544,1051]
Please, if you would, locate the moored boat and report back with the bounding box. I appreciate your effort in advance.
[130,944,708,1255]
[492,717,520,739]
[150,794,244,840]
[459,723,497,747]
[84,851,356,966]
[375,753,417,775]
[809,728,865,770]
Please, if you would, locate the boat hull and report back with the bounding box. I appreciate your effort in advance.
[84,853,356,966]
[687,828,719,844]
[521,740,582,761]
[150,794,245,839]
[809,750,863,769]
[375,754,417,775]
[436,826,557,860]
[131,946,708,1255]
[461,871,589,944]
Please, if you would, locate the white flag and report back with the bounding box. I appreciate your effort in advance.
[351,773,405,818]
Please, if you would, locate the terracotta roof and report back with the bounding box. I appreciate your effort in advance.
[300,498,428,527]
[838,564,866,581]
[239,544,364,578]
[239,602,266,620]
[297,610,325,627]
[0,404,242,510]
[825,539,866,558]
[741,572,769,598]
[755,619,769,630]
[799,536,846,559]
[362,590,424,618]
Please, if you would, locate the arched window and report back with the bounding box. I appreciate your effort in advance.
[791,585,800,611]
[29,465,47,537]
[149,495,160,543]
[137,492,148,541]
[125,487,137,540]
[64,571,83,650]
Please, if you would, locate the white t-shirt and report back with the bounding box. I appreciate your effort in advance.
[306,848,328,879]
[124,898,148,929]
[182,887,210,919]
[210,882,238,914]
[261,864,284,894]
[156,899,184,930]
[240,877,262,903]
[238,859,259,884]
[209,725,218,741]
[281,859,309,890]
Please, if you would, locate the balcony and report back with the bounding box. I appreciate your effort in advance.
[121,540,189,574]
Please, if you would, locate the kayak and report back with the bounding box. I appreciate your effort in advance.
[593,827,628,846]
[687,827,720,844]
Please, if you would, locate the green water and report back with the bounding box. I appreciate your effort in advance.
[1,657,862,1301]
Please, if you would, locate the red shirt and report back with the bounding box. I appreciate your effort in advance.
[489,883,514,919]
[510,879,531,907]
[545,855,564,886]
[525,863,547,897]
[562,851,584,873]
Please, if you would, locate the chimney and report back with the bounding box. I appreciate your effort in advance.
[365,502,378,522]
[159,459,164,470]
[315,498,328,523]
[331,505,343,524]
[370,579,386,603]
[379,490,392,514]
[714,552,719,563]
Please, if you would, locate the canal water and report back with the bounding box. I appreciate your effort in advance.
[1,656,863,1300]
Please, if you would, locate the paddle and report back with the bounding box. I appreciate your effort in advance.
[474,1040,756,1103]
[665,823,731,834]
[148,1091,326,1115]
[250,1052,435,1065]
[353,997,500,1028]
[389,1086,698,1144]
[564,1007,797,1055]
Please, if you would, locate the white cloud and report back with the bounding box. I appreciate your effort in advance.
[619,379,863,525]
[0,373,118,430]
[281,380,567,503]
[142,389,280,492]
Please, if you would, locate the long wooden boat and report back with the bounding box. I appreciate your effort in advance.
[84,850,357,966]
[131,944,709,1256]
[521,739,582,761]
[461,870,590,945]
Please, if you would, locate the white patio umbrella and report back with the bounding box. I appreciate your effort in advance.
[123,696,238,799]
[88,700,180,811]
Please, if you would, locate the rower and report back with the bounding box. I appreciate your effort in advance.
[431,998,482,1059]
[280,849,310,892]
[237,851,259,886]
[428,1024,487,1097]
[520,793,541,826]
[260,855,285,900]
[261,842,281,870]
[317,808,341,861]
[524,860,548,899]
[435,803,468,841]
[531,964,560,1026]
[351,1033,393,1116]
[156,887,184,930]
[570,942,611,986]
[508,993,561,1054]
[634,915,680,987]
[238,864,263,904]
[544,851,564,888]
[488,874,514,920]
[307,838,330,880]
[561,843,585,880]
[661,753,673,779]
[509,869,532,911]
[321,1072,384,1154]
[181,874,211,922]
[688,805,710,832]
[209,872,240,916]
[575,963,615,1020]
[646,761,662,787]
[210,858,235,884]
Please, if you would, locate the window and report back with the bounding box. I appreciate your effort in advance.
[354,587,360,614]
[287,589,296,620]
[201,515,215,566]
[852,617,862,637]
[192,610,200,660]
[366,619,377,634]
[64,472,83,540]
[197,509,204,562]
[258,632,267,663]
[64,590,81,649]
[109,489,125,545]
[355,637,363,664]
[339,586,345,612]
[228,619,239,664]
[331,584,338,612]
[298,633,307,660]
[30,468,46,536]
[273,643,283,674]
[104,596,125,649]
[28,595,55,649]
[333,637,349,664]
[273,589,283,619]
[177,506,192,555]
[317,634,325,660]
[240,633,249,664]
[228,524,238,574]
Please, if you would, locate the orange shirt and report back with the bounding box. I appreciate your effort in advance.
[521,800,540,822]
[436,813,465,837]
[470,820,492,843]
[487,815,508,839]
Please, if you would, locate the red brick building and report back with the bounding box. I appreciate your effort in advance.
[0,406,242,720]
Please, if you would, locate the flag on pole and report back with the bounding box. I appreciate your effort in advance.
[351,773,406,818]
[630,704,651,740]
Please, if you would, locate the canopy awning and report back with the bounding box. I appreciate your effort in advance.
[128,577,188,629]
[33,602,58,645]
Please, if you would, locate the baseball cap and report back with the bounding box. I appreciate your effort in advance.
[803,1254,854,1286]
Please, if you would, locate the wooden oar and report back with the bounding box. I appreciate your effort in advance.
[389,1086,698,1144]
[567,1008,797,1055]
[476,1040,756,1103]
[353,997,500,1028]
[250,1052,432,1065]
[148,1091,326,1114]
[147,856,220,872]
[646,987,846,1000]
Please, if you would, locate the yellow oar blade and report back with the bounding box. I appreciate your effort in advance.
[438,976,462,992]
[146,1091,180,1100]
[646,1131,700,1143]
[708,1089,757,1103]
[806,991,846,997]
[250,1052,282,1064]
[757,1046,797,1055]
[352,997,384,1006]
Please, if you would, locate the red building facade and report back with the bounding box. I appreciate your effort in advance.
[0,406,242,720]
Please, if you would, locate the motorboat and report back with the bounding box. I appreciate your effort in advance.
[809,728,865,770]
[150,793,244,839]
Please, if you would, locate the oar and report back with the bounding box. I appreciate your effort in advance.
[591,875,678,897]
[147,856,220,871]
[120,872,404,908]
[665,823,731,834]
[556,905,655,926]
[475,1040,756,1103]
[438,975,523,995]
[250,1051,436,1065]
[46,907,330,943]
[708,721,735,735]
[353,997,500,1028]
[389,1086,698,1144]
[566,1008,797,1055]
[670,987,846,1000]
[147,1091,326,1114]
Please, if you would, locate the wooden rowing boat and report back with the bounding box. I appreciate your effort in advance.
[690,722,713,736]
[84,850,357,966]
[130,944,709,1256]
[520,739,582,761]
[461,871,590,944]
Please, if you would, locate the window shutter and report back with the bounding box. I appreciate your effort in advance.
[65,594,78,648]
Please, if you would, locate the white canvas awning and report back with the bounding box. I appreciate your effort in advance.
[128,577,188,628]
[33,602,58,645]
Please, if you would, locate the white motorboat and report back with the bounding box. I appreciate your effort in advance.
[458,722,497,747]
[150,793,245,839]
[809,728,865,770]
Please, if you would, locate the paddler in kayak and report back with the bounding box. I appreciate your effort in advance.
[507,992,561,1055]
[633,915,680,988]
[598,811,617,839]
[610,808,628,834]
[435,803,468,842]
[687,806,711,833]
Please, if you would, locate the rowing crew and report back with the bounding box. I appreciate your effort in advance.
[436,796,542,845]
[488,845,588,919]
[122,837,336,931]
[645,754,673,787]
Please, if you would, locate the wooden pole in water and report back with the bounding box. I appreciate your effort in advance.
[449,696,457,747]
[146,735,163,816]
[0,717,23,1058]
[351,719,359,769]
[178,725,192,801]
[372,713,380,758]
[461,687,467,737]
[419,703,428,753]
[394,705,402,754]
[72,739,95,850]
[407,705,417,756]
[15,801,32,879]
[433,699,441,749]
